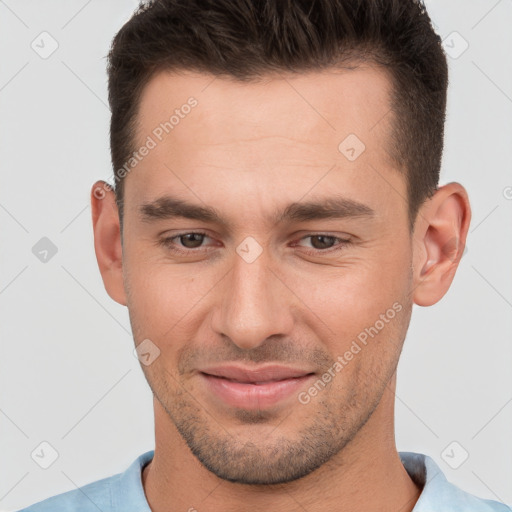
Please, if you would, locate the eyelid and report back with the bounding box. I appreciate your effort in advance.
[158,231,352,256]
[159,231,212,250]
[291,234,352,255]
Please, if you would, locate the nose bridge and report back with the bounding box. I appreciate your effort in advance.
[214,247,292,350]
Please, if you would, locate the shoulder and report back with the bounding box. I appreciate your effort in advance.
[14,450,154,512]
[14,474,115,512]
[399,451,512,512]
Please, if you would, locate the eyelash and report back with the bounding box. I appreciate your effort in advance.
[157,231,352,257]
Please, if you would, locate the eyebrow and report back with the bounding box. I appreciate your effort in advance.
[139,194,375,228]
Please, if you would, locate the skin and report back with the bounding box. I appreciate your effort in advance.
[91,65,471,512]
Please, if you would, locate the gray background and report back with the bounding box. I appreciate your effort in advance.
[0,0,511,510]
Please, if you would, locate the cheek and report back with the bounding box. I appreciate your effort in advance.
[283,247,411,368]
[124,257,188,339]
[291,251,409,325]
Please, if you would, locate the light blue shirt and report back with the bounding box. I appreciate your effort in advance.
[16,450,511,511]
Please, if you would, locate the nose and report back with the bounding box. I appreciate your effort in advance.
[211,247,295,351]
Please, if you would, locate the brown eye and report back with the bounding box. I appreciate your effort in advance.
[294,234,352,256]
[309,235,337,250]
[179,233,205,248]
[158,231,212,255]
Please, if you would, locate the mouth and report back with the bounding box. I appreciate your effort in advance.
[199,365,316,410]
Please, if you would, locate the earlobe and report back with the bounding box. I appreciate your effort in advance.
[412,182,471,307]
[90,180,127,306]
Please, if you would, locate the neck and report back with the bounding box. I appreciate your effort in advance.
[142,381,422,512]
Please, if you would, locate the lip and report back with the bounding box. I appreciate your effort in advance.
[199,365,316,410]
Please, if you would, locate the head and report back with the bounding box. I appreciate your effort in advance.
[92,0,470,485]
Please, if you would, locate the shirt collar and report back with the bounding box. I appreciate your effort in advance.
[112,449,497,512]
[111,449,154,512]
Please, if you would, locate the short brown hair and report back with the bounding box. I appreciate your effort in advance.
[107,0,448,231]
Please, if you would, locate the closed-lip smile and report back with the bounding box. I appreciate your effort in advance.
[199,364,316,409]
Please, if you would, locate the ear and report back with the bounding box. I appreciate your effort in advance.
[412,182,471,307]
[90,180,127,306]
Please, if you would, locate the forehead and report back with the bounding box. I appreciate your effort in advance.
[124,65,405,227]
[136,65,394,150]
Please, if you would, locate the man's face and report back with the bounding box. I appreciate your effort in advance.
[121,66,415,484]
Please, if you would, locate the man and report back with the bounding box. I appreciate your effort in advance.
[17,0,511,511]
